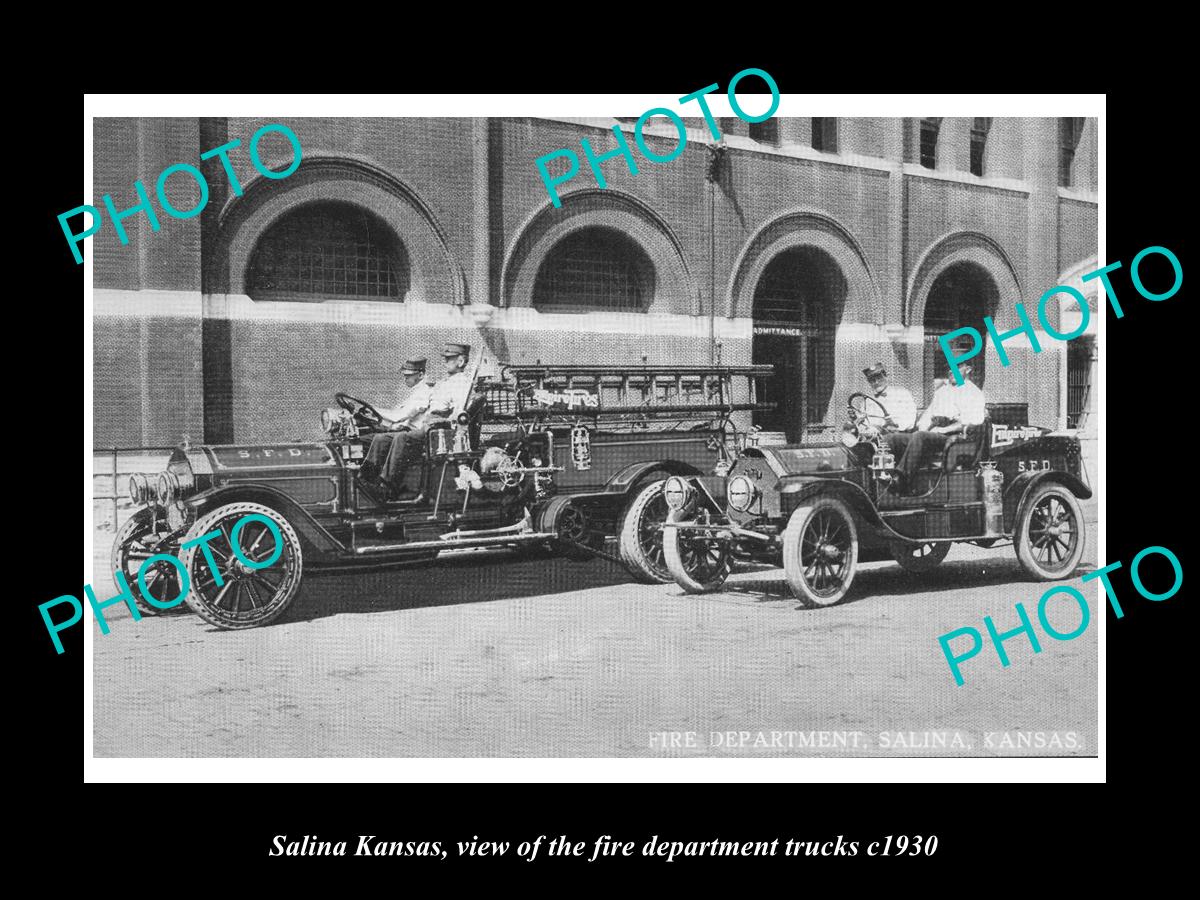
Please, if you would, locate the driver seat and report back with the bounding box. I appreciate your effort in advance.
[881,417,991,505]
[939,417,991,472]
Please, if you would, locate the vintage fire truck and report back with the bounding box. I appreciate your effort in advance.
[659,391,1092,607]
[113,362,773,629]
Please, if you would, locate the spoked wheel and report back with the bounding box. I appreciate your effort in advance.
[1015,483,1085,580]
[181,502,303,630]
[889,540,951,574]
[110,508,189,616]
[618,479,672,583]
[537,496,595,562]
[662,509,733,593]
[782,497,859,608]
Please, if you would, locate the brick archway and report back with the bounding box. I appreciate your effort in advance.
[501,189,698,314]
[906,231,1022,328]
[727,209,880,323]
[208,157,466,306]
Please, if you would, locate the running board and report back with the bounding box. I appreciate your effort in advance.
[354,532,553,554]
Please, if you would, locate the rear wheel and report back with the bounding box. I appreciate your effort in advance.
[889,540,951,574]
[181,502,303,630]
[782,497,859,608]
[111,508,188,616]
[662,509,733,593]
[1015,483,1086,580]
[618,479,672,583]
[536,496,595,562]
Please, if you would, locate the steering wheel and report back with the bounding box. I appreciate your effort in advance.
[847,392,891,431]
[334,391,384,426]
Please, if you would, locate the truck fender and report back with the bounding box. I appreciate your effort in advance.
[780,479,886,531]
[603,459,702,497]
[184,482,346,555]
[1003,471,1092,533]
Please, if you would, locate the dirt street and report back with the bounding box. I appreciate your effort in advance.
[91,505,1098,758]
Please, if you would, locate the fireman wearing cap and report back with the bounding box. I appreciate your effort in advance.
[379,357,434,428]
[861,363,917,431]
[894,344,987,492]
[414,342,473,428]
[361,357,433,484]
[367,343,474,500]
[856,361,919,463]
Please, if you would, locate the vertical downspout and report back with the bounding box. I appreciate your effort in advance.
[709,164,716,364]
[705,139,726,365]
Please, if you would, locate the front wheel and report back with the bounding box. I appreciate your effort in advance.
[618,479,672,583]
[181,502,304,630]
[1015,483,1086,580]
[889,540,950,574]
[110,508,189,617]
[662,509,733,593]
[782,497,859,608]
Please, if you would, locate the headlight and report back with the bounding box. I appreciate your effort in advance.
[156,471,180,506]
[127,473,149,505]
[727,474,756,512]
[662,476,693,511]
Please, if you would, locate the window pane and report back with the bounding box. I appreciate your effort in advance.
[1067,338,1092,428]
[532,227,654,313]
[247,201,410,301]
[919,117,941,169]
[749,118,779,144]
[1058,117,1085,187]
[811,118,837,153]
[970,118,991,176]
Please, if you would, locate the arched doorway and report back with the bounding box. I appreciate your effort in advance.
[751,247,847,443]
[922,261,998,403]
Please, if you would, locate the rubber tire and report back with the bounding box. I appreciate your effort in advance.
[110,507,189,617]
[537,496,594,562]
[618,479,672,584]
[1015,482,1086,580]
[889,540,951,574]
[782,497,859,608]
[662,510,733,594]
[182,502,304,630]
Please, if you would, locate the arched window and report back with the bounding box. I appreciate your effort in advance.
[531,227,655,313]
[919,117,942,169]
[970,118,992,176]
[923,261,999,401]
[1059,117,1086,187]
[247,201,410,301]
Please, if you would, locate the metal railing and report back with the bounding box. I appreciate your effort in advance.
[92,446,179,529]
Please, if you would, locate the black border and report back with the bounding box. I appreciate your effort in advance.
[28,69,1186,877]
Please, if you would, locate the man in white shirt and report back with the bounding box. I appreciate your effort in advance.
[379,359,435,429]
[370,343,475,499]
[412,343,473,429]
[863,363,917,430]
[362,357,434,489]
[896,354,988,490]
[854,364,916,468]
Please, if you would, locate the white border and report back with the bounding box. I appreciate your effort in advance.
[84,95,95,774]
[84,93,1105,783]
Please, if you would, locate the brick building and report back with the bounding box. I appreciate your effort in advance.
[91,116,1099,448]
